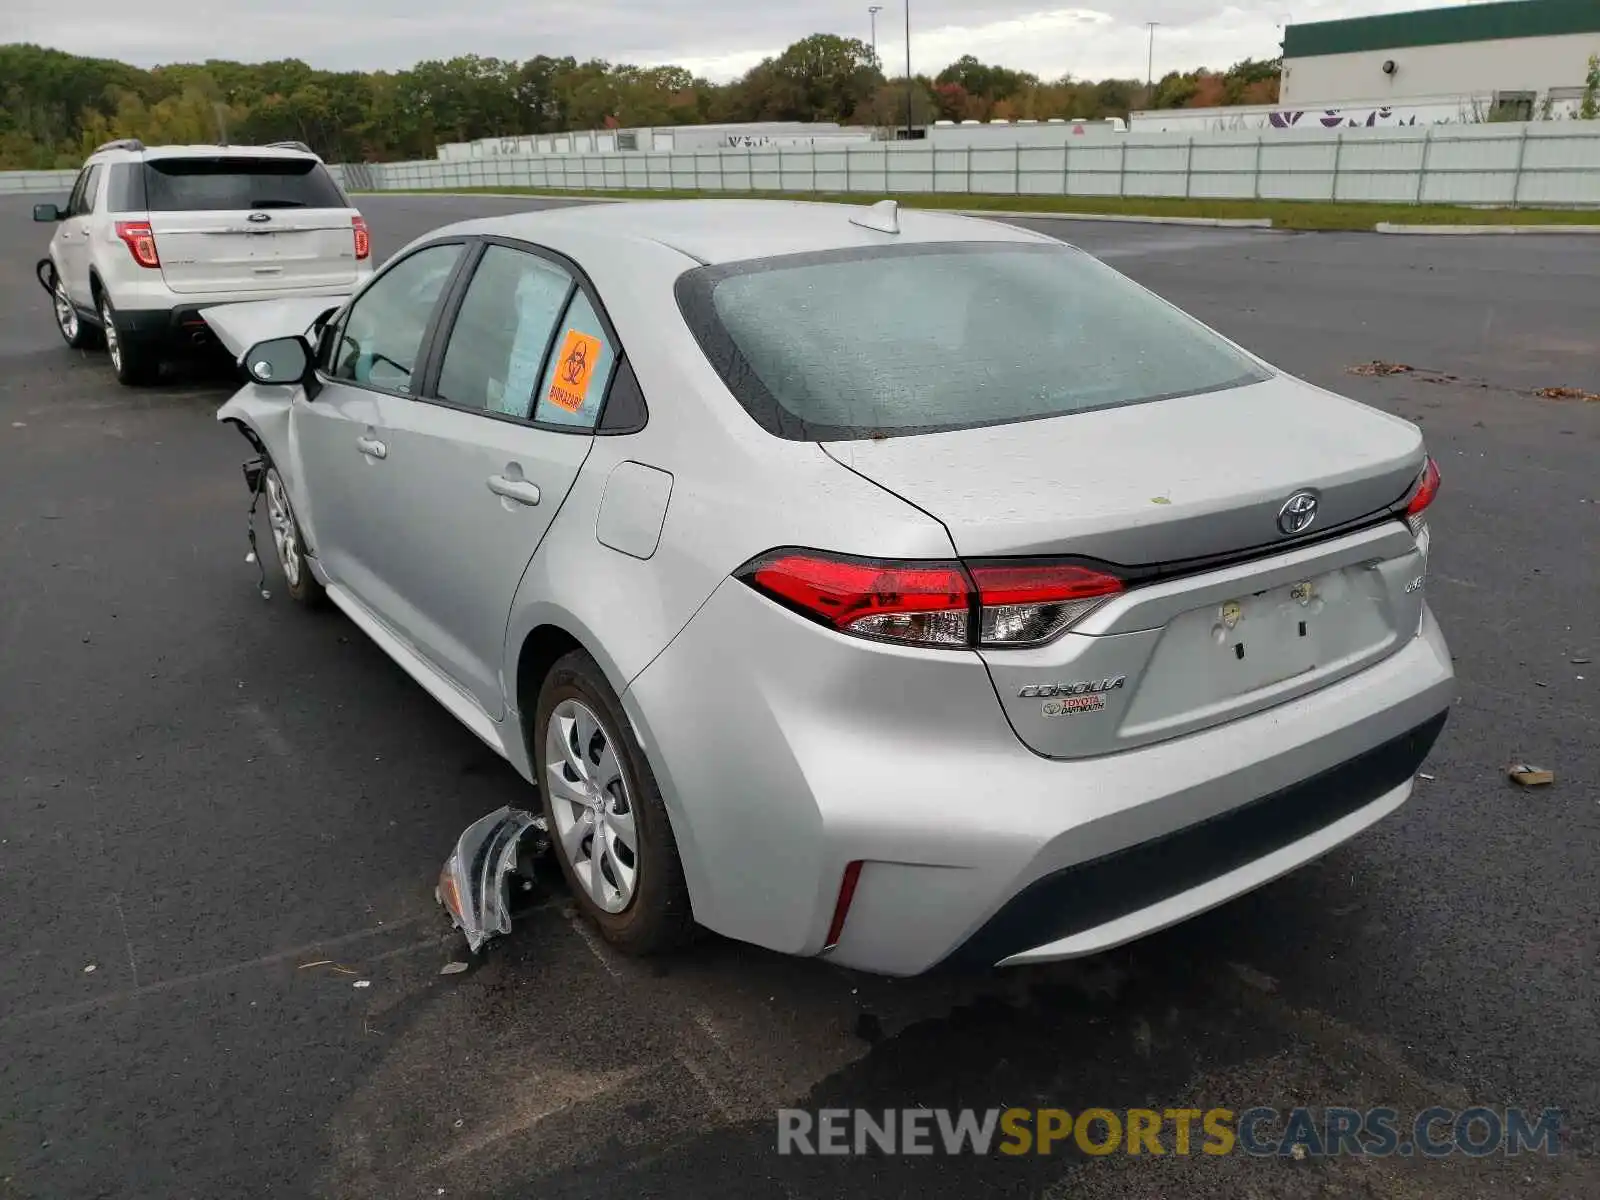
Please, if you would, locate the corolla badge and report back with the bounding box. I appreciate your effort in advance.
[1277,490,1319,536]
[1019,677,1126,699]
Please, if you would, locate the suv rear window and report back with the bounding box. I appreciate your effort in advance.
[141,157,347,212]
[675,241,1272,440]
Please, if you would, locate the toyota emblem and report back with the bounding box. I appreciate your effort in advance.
[1277,491,1319,536]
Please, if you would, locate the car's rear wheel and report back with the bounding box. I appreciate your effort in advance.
[535,650,692,955]
[263,466,325,607]
[100,294,160,386]
[52,275,100,351]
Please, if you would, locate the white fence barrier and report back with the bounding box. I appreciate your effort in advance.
[4,125,1598,206]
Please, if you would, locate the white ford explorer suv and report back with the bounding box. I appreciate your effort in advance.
[34,139,373,385]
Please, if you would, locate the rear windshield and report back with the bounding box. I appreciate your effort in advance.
[675,241,1272,440]
[140,157,347,212]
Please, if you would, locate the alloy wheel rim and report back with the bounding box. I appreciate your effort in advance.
[264,471,301,588]
[545,698,638,914]
[54,281,77,340]
[101,301,121,371]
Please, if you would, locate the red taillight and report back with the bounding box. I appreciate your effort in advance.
[744,552,971,647]
[114,221,159,268]
[738,550,1124,649]
[823,860,864,950]
[969,562,1125,646]
[1404,456,1441,536]
[352,215,370,260]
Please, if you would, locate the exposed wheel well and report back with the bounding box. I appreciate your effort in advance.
[515,624,584,756]
[88,271,105,306]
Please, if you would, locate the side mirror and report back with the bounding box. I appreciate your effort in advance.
[33,203,63,223]
[243,335,312,386]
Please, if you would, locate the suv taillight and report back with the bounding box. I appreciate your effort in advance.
[114,221,160,268]
[737,550,1124,650]
[352,215,370,261]
[1404,456,1441,537]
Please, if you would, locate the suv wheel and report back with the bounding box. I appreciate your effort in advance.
[100,293,159,386]
[535,650,694,956]
[51,274,100,351]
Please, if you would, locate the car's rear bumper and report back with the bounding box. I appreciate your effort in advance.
[624,578,1455,977]
[103,275,368,348]
[947,709,1445,968]
[113,304,243,353]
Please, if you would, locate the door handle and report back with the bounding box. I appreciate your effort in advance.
[357,435,387,460]
[487,475,541,506]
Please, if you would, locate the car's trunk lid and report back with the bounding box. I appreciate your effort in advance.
[151,208,360,294]
[139,156,360,295]
[822,376,1423,565]
[822,376,1432,758]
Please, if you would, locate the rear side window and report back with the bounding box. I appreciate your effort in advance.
[105,163,146,212]
[533,291,616,429]
[676,241,1272,440]
[142,157,347,212]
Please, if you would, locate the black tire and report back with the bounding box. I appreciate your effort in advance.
[49,270,101,351]
[534,650,693,956]
[99,292,160,386]
[262,466,326,607]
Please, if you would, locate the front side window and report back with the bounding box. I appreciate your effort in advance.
[330,243,463,393]
[73,165,102,215]
[436,246,574,419]
[64,168,91,217]
[676,241,1272,440]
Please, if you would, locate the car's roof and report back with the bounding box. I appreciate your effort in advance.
[90,144,321,163]
[432,199,1058,266]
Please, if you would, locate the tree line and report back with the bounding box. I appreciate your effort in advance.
[0,38,1281,169]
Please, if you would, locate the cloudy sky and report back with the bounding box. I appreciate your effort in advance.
[4,1,1490,80]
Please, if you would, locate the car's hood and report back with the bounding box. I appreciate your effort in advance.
[820,375,1426,566]
[200,297,349,359]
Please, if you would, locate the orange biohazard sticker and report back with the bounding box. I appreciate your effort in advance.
[546,329,602,413]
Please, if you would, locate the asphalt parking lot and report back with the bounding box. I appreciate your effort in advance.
[2,191,1597,1199]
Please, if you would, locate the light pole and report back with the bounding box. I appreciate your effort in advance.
[1145,21,1161,108]
[904,1,915,139]
[869,6,883,66]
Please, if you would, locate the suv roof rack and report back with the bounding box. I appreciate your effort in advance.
[265,140,315,154]
[93,138,146,155]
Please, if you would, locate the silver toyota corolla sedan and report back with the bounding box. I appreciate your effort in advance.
[211,199,1452,976]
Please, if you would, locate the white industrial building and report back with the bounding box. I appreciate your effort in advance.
[1280,0,1600,116]
[438,117,1133,161]
[926,118,1125,146]
[438,122,874,160]
[1133,0,1600,132]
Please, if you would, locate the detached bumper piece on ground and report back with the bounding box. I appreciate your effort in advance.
[436,807,552,954]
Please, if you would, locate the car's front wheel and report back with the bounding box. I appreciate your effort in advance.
[263,466,325,606]
[535,650,693,955]
[100,294,159,386]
